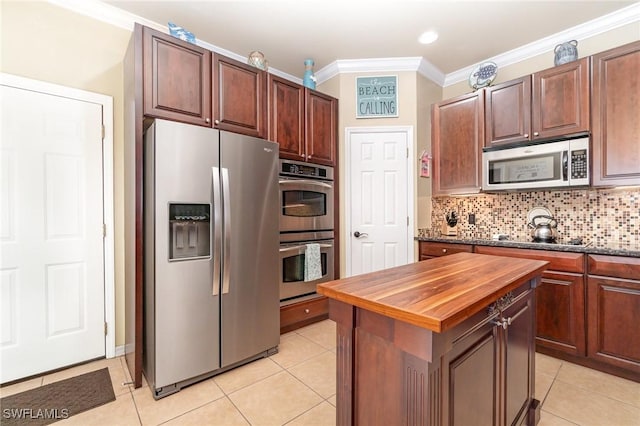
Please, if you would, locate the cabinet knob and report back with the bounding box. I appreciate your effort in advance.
[304,309,310,314]
[533,132,539,137]
[442,248,447,253]
[524,133,529,138]
[301,154,305,158]
[205,118,211,124]
[308,155,312,159]
[214,119,220,125]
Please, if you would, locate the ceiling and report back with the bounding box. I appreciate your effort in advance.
[101,1,638,84]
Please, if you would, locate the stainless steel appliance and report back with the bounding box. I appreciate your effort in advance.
[482,136,589,191]
[279,231,335,303]
[144,119,279,399]
[279,160,334,234]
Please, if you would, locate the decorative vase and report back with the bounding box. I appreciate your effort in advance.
[247,51,268,71]
[302,59,316,90]
[554,40,578,66]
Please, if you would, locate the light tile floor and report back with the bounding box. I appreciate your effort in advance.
[2,319,639,425]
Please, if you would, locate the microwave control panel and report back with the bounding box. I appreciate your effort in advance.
[571,149,588,179]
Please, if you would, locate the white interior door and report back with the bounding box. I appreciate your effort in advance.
[348,128,412,276]
[0,84,106,383]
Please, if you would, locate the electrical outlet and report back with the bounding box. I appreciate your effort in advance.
[468,213,476,225]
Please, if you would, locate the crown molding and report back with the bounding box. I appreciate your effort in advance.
[444,2,640,87]
[49,0,639,88]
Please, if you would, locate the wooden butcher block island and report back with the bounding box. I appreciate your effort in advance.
[317,252,549,426]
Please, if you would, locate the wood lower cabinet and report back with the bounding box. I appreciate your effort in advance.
[419,241,473,260]
[330,282,539,426]
[279,296,329,334]
[431,91,484,196]
[213,54,267,138]
[587,255,640,377]
[532,57,590,140]
[474,246,586,357]
[591,41,640,187]
[141,25,212,127]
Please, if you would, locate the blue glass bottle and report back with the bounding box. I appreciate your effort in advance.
[303,59,316,90]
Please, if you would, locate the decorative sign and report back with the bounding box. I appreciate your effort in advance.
[356,76,398,118]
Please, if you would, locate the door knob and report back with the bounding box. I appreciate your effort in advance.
[353,231,369,238]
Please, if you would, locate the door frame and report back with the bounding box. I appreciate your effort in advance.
[344,126,415,277]
[0,73,116,358]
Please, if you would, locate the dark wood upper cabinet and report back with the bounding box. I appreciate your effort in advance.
[268,76,337,166]
[268,74,305,160]
[432,91,484,196]
[305,90,337,166]
[213,54,267,138]
[591,41,640,187]
[142,26,212,127]
[532,57,590,140]
[485,76,532,147]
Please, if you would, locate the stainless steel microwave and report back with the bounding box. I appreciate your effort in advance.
[482,137,589,191]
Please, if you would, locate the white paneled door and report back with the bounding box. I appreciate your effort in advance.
[348,129,412,276]
[0,83,105,383]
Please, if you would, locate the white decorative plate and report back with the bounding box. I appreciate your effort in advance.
[469,61,498,90]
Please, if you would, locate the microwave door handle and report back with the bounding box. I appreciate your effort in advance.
[562,151,569,181]
[212,167,222,296]
[222,168,231,295]
[278,179,333,189]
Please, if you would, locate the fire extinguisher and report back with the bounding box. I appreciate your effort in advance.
[419,151,432,178]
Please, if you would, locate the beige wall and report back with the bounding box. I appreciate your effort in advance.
[1,1,131,347]
[443,22,640,99]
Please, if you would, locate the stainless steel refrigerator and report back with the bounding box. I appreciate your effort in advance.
[143,119,279,399]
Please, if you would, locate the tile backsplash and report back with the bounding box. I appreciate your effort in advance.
[423,188,640,247]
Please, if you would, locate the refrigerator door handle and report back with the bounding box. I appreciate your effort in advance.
[212,167,222,296]
[222,168,231,294]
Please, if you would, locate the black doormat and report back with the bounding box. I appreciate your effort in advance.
[0,367,116,425]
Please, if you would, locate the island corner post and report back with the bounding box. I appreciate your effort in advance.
[317,252,549,426]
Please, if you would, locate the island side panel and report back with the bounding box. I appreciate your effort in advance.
[329,299,355,426]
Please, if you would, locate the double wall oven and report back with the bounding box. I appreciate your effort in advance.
[279,160,335,304]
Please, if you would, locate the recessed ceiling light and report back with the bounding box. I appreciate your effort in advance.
[418,30,438,45]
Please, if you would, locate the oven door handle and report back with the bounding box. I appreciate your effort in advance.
[279,179,333,189]
[279,244,333,254]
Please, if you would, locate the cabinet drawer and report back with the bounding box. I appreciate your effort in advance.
[419,242,473,258]
[280,297,329,333]
[588,255,640,280]
[474,246,584,273]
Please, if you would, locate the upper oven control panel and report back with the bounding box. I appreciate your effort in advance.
[279,159,334,181]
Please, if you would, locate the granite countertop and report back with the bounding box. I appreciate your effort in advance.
[415,232,640,258]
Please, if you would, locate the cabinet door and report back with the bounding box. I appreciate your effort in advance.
[502,290,535,426]
[587,276,640,373]
[432,91,484,196]
[305,90,337,166]
[268,74,305,161]
[591,41,640,187]
[142,26,212,126]
[213,54,267,138]
[536,271,585,356]
[485,76,532,147]
[531,57,590,140]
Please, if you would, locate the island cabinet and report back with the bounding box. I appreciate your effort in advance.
[141,25,212,127]
[474,246,586,357]
[318,252,548,426]
[213,54,267,138]
[268,73,338,166]
[587,255,640,376]
[419,241,473,260]
[591,41,640,187]
[431,91,484,196]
